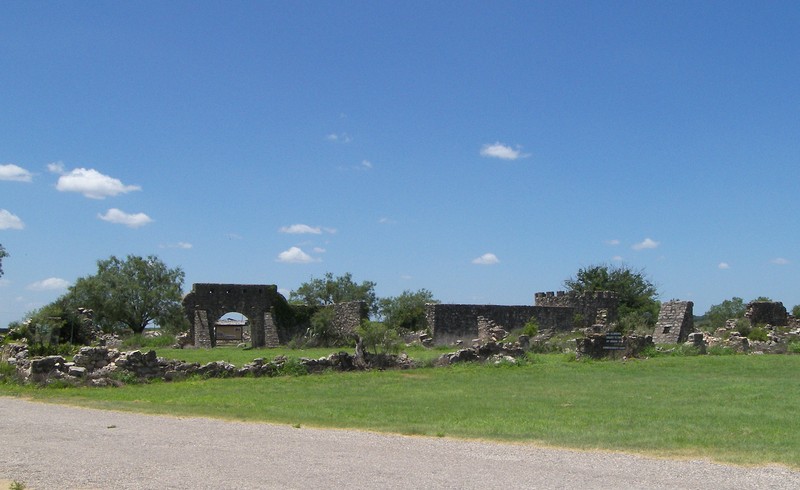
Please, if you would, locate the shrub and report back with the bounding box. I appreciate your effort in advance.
[748,326,769,342]
[734,318,752,338]
[522,317,539,337]
[357,320,402,355]
[787,341,800,354]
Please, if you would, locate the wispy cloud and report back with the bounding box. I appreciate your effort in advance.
[718,262,731,270]
[325,132,352,143]
[0,164,33,182]
[472,253,500,265]
[161,242,193,249]
[27,277,70,291]
[280,224,323,234]
[771,257,790,265]
[480,142,528,160]
[98,208,153,228]
[360,160,373,169]
[277,246,320,264]
[612,255,624,262]
[632,238,660,251]
[0,209,24,230]
[51,164,141,199]
[605,239,620,246]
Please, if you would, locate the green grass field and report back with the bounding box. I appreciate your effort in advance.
[3,353,799,468]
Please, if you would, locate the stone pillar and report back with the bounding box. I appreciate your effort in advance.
[194,310,212,348]
[263,309,280,348]
[652,301,694,344]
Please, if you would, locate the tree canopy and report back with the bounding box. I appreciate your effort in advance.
[289,272,378,314]
[379,289,438,332]
[69,254,186,334]
[563,264,660,330]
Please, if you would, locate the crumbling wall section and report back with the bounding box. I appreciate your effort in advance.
[330,301,369,338]
[652,300,694,344]
[426,304,574,346]
[746,301,788,327]
[534,291,619,328]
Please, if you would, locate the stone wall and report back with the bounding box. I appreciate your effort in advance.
[330,301,369,337]
[426,304,574,346]
[746,301,788,327]
[651,300,694,344]
[534,291,619,328]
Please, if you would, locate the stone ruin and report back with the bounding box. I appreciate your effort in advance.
[651,300,694,344]
[746,301,788,327]
[426,291,619,346]
[182,283,367,348]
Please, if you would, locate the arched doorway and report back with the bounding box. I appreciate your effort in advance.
[215,312,250,345]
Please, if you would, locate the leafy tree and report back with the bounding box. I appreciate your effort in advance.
[378,289,438,333]
[0,243,7,278]
[703,297,746,330]
[290,272,378,315]
[563,264,660,331]
[793,305,800,317]
[69,255,186,334]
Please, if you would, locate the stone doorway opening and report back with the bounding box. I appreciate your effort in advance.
[215,312,250,345]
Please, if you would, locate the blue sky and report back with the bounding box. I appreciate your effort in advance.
[2,1,799,327]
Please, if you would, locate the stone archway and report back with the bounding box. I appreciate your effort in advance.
[182,283,286,348]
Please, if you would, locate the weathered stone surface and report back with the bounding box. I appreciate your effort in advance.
[652,301,694,344]
[746,301,788,327]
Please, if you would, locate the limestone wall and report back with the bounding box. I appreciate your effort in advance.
[426,304,575,346]
[652,300,694,344]
[746,301,788,327]
[534,291,618,328]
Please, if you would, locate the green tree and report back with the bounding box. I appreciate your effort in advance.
[290,272,378,314]
[793,305,800,317]
[69,255,186,334]
[704,297,746,330]
[563,264,660,331]
[379,289,438,333]
[0,243,7,278]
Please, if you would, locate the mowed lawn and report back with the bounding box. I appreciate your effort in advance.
[3,353,799,467]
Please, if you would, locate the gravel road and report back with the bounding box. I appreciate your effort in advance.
[1,396,798,489]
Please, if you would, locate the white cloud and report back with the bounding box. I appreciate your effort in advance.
[280,224,322,234]
[27,277,70,291]
[771,257,790,265]
[605,239,621,246]
[312,247,326,254]
[98,208,153,228]
[161,242,193,249]
[0,164,33,182]
[55,167,141,199]
[612,255,624,262]
[718,262,731,270]
[277,246,320,264]
[361,160,373,169]
[480,142,528,160]
[0,209,25,230]
[472,253,500,265]
[632,238,660,251]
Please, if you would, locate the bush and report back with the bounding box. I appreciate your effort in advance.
[748,326,769,342]
[522,318,539,337]
[357,320,402,356]
[734,318,752,338]
[788,342,800,354]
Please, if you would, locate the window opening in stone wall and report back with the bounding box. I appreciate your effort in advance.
[215,312,250,344]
